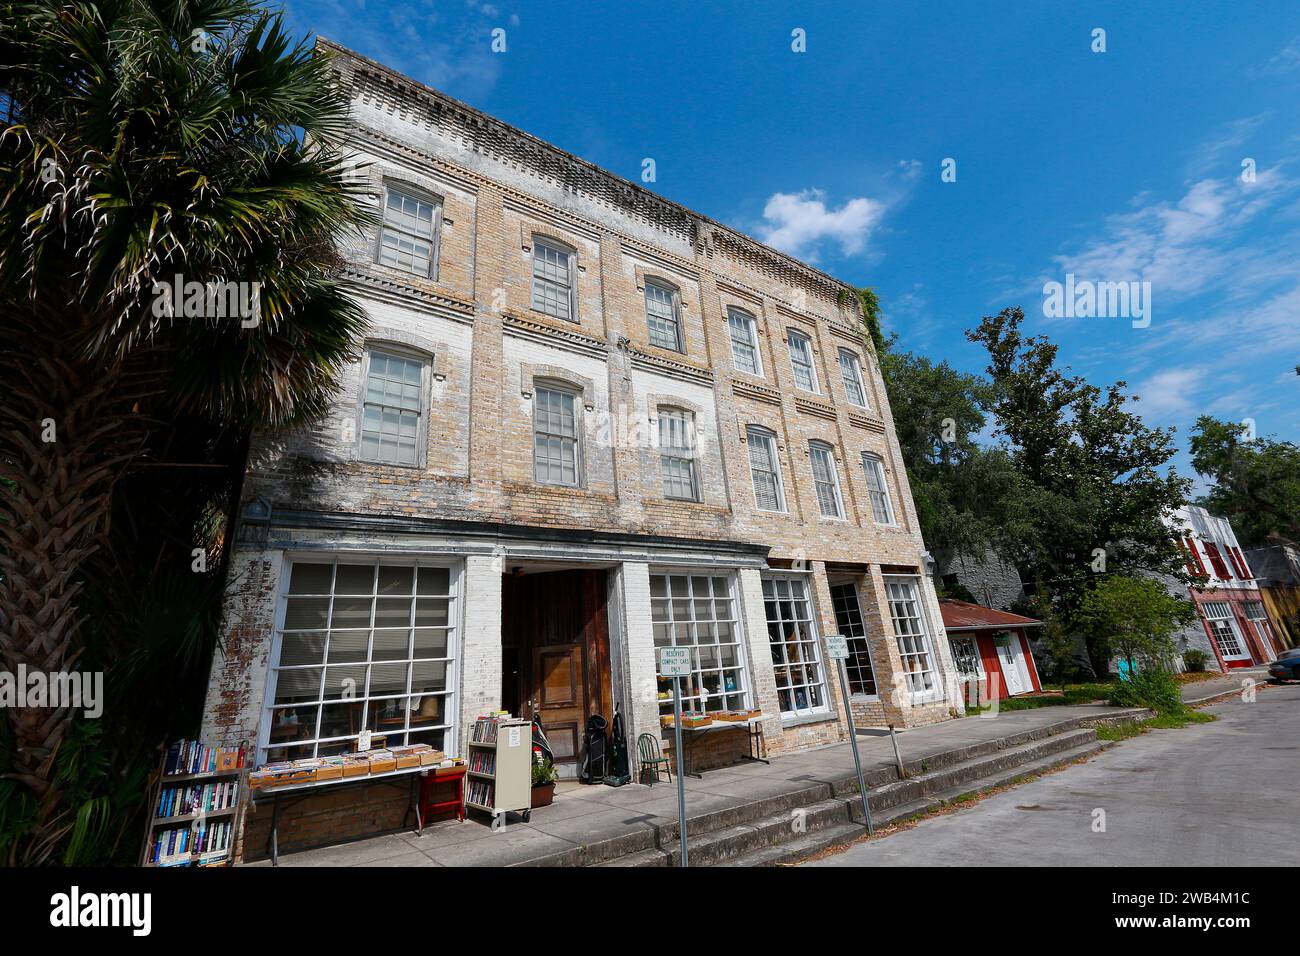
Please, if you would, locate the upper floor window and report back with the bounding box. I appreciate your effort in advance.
[809,442,844,519]
[378,186,440,278]
[862,452,896,525]
[645,280,683,352]
[360,348,427,466]
[658,407,698,501]
[746,426,785,512]
[838,349,867,407]
[787,330,818,392]
[533,385,580,486]
[727,308,762,376]
[531,238,576,321]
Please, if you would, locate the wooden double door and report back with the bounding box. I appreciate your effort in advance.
[501,569,612,779]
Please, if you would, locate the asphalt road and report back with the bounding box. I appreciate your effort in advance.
[808,681,1300,867]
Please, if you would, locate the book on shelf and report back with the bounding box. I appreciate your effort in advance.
[156,779,240,819]
[163,738,245,776]
[468,750,496,775]
[466,778,496,808]
[147,818,236,866]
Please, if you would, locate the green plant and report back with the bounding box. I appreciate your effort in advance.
[1107,669,1183,715]
[1183,649,1209,673]
[531,759,558,787]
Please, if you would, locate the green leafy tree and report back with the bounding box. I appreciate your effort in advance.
[0,0,370,862]
[967,308,1192,675]
[1189,416,1300,547]
[1075,576,1196,674]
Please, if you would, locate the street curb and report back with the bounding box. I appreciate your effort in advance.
[1183,681,1268,707]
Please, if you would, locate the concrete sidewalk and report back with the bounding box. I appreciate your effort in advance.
[244,703,1146,868]
[1180,666,1271,705]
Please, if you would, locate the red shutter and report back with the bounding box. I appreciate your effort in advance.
[1231,547,1252,579]
[1203,542,1231,579]
[1185,537,1208,577]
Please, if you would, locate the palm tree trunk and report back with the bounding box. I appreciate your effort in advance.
[0,308,149,856]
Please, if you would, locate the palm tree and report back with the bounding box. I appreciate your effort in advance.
[0,0,370,860]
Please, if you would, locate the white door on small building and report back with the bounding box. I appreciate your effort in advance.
[994,632,1029,696]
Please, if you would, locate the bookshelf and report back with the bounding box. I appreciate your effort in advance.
[465,716,532,822]
[140,740,248,867]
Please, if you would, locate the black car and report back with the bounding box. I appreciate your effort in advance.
[1267,648,1300,682]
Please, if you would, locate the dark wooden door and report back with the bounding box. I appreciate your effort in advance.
[531,643,585,776]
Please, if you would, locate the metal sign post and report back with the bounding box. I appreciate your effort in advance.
[825,634,873,834]
[658,646,692,867]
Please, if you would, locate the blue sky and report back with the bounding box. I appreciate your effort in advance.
[284,0,1300,485]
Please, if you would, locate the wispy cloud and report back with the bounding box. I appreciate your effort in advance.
[1132,367,1206,418]
[1258,35,1300,75]
[757,189,886,261]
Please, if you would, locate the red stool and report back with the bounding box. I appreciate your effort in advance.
[419,766,466,823]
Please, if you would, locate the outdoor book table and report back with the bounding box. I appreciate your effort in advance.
[664,717,769,779]
[251,764,450,865]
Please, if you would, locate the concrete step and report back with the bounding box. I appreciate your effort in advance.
[724,739,1110,866]
[594,729,1105,867]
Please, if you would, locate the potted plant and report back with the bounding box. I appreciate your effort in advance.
[531,758,558,808]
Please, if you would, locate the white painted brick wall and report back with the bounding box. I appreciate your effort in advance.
[457,555,503,756]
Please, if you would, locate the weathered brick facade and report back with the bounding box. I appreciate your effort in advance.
[199,40,960,859]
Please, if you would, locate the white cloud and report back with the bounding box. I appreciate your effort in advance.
[1132,367,1206,419]
[757,189,886,260]
[1259,36,1300,75]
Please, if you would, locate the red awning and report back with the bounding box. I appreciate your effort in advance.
[938,598,1042,631]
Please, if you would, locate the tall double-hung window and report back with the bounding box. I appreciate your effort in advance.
[377,185,440,278]
[645,280,683,351]
[533,385,581,486]
[531,237,576,320]
[787,330,818,392]
[265,559,458,762]
[838,349,868,407]
[746,426,785,512]
[658,407,698,501]
[728,308,762,375]
[886,577,941,701]
[360,348,427,466]
[809,442,844,519]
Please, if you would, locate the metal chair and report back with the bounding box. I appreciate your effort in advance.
[636,733,672,785]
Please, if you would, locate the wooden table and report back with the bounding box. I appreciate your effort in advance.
[663,718,769,779]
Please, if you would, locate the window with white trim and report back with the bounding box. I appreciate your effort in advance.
[838,349,868,407]
[531,237,576,320]
[886,577,941,700]
[377,186,440,278]
[360,348,427,466]
[645,280,682,352]
[533,384,581,486]
[787,329,818,392]
[728,308,762,376]
[809,442,844,519]
[831,582,877,696]
[658,407,698,501]
[763,576,828,716]
[746,426,785,512]
[862,452,896,524]
[651,573,749,714]
[265,559,457,762]
[1202,601,1247,658]
[949,634,982,681]
[1243,600,1275,654]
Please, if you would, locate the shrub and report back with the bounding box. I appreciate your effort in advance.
[1183,649,1209,673]
[1107,669,1183,714]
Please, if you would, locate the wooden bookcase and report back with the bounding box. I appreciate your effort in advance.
[140,747,246,867]
[465,717,533,821]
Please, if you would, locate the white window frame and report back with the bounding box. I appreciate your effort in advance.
[376,183,442,279]
[787,329,819,393]
[1201,601,1250,660]
[862,452,897,525]
[746,426,787,512]
[261,556,461,764]
[650,571,751,716]
[530,236,577,321]
[644,279,683,352]
[884,575,943,704]
[809,441,845,519]
[727,307,762,376]
[838,349,868,408]
[658,406,699,502]
[1243,600,1276,656]
[357,346,430,468]
[948,634,984,683]
[830,581,878,698]
[533,383,582,487]
[763,573,831,719]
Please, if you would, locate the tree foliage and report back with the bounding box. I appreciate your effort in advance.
[1189,416,1300,547]
[1075,575,1196,673]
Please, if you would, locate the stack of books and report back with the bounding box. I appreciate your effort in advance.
[156,779,240,819]
[164,739,245,776]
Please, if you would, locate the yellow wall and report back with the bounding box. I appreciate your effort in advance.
[1261,585,1300,650]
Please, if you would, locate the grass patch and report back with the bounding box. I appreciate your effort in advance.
[1095,707,1216,741]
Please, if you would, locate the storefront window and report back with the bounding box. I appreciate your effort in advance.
[264,559,457,762]
[1202,601,1247,659]
[763,576,829,717]
[651,573,749,715]
[830,581,876,696]
[886,577,941,701]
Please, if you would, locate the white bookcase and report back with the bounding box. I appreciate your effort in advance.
[465,717,533,821]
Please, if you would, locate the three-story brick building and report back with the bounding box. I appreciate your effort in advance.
[199,40,959,855]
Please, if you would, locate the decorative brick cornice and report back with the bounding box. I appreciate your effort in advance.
[732,378,783,407]
[342,269,475,325]
[794,396,839,422]
[846,409,887,433]
[627,346,715,387]
[502,310,607,360]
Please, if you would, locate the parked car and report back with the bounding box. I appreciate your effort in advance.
[1267,648,1300,683]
